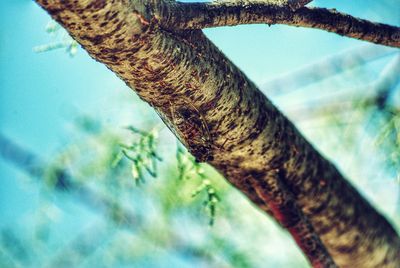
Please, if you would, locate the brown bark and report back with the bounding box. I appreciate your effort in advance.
[155,1,400,48]
[287,0,313,11]
[34,1,400,267]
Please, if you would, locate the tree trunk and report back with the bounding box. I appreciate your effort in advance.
[35,1,400,267]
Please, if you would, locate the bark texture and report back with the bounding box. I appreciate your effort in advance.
[35,0,400,267]
[155,1,400,48]
[287,0,313,11]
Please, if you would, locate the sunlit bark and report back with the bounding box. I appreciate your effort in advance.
[34,1,400,267]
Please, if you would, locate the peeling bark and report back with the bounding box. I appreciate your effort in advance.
[35,1,400,267]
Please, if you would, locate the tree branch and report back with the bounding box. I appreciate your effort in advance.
[34,0,400,266]
[160,1,400,48]
[249,172,336,267]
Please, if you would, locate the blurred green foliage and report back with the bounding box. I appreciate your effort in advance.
[33,21,79,57]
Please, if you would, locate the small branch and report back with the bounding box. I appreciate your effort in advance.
[163,2,400,48]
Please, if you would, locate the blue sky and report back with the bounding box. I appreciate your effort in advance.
[0,1,130,226]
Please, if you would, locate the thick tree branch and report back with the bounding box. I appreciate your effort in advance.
[34,0,400,267]
[158,1,400,48]
[249,172,335,267]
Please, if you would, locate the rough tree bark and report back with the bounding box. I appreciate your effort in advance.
[34,1,400,267]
